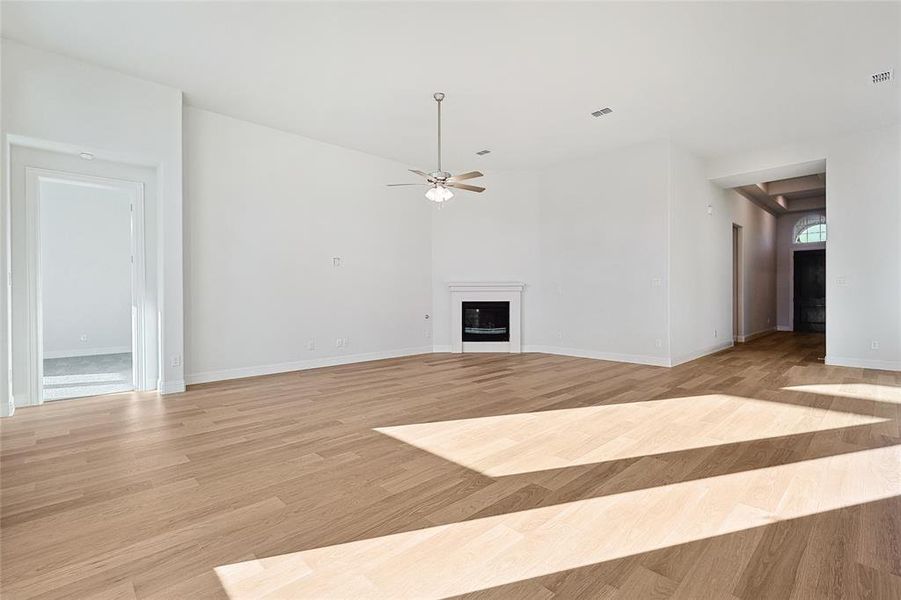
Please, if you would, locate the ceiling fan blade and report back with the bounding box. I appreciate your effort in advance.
[448,171,483,182]
[409,169,431,178]
[387,183,428,187]
[447,182,485,193]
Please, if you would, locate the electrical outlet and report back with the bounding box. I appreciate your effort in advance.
[336,337,344,348]
[655,339,663,349]
[556,330,563,341]
[651,278,662,288]
[80,334,88,342]
[871,340,880,350]
[836,277,847,286]
[170,354,182,367]
[425,328,431,340]
[307,337,315,351]
[332,257,342,267]
[714,329,718,338]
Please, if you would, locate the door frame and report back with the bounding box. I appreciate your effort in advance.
[24,167,148,404]
[732,224,743,342]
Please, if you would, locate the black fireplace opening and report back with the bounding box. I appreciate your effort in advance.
[462,301,510,342]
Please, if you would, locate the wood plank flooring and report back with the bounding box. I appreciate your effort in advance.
[1,333,899,599]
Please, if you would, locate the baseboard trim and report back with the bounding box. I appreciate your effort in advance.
[736,328,776,343]
[523,345,670,367]
[432,345,452,353]
[670,341,735,367]
[12,393,38,409]
[185,346,434,385]
[776,325,793,332]
[159,380,186,394]
[824,355,901,372]
[43,346,131,359]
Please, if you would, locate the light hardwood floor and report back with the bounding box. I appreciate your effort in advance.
[1,333,899,599]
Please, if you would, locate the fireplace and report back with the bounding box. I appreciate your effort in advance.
[462,301,510,342]
[448,282,524,353]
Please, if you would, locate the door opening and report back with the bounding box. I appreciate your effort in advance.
[732,224,743,341]
[26,169,146,402]
[793,249,826,333]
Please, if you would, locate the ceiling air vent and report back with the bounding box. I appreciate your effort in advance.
[476,149,491,156]
[872,69,893,85]
[591,107,613,117]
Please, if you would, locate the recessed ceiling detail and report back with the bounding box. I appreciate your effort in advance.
[591,107,613,118]
[735,173,826,215]
[476,149,491,156]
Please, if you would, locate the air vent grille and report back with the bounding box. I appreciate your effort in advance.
[476,149,491,156]
[872,69,893,85]
[591,107,613,117]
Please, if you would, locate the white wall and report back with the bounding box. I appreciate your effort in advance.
[431,140,776,368]
[40,181,132,357]
[430,171,541,350]
[669,145,731,364]
[728,191,777,341]
[183,108,433,383]
[668,145,776,365]
[708,125,901,371]
[1,39,185,410]
[535,140,671,365]
[776,209,826,330]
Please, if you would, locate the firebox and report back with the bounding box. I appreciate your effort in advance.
[462,301,510,342]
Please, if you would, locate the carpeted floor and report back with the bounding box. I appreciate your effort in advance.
[43,353,134,401]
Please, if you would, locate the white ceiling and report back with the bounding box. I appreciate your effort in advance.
[2,1,899,171]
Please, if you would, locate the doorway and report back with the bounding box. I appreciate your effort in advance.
[732,225,743,341]
[793,249,826,333]
[26,169,146,402]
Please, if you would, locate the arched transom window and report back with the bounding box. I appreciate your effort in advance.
[793,214,826,244]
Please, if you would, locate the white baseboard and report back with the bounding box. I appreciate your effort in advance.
[670,341,735,367]
[736,328,776,343]
[432,345,452,353]
[523,345,671,367]
[825,355,901,372]
[185,346,434,385]
[43,345,131,359]
[776,325,793,332]
[159,380,186,394]
[12,393,38,409]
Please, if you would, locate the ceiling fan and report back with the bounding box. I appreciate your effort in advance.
[387,92,485,203]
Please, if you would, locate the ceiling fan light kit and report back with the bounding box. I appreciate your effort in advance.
[387,92,486,204]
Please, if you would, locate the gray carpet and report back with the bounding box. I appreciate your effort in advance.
[43,353,134,401]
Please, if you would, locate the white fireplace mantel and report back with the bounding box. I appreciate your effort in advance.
[448,282,524,353]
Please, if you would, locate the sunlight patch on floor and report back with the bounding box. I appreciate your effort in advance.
[214,445,901,599]
[374,394,885,477]
[783,383,901,405]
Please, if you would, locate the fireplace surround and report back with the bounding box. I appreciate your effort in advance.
[448,282,524,353]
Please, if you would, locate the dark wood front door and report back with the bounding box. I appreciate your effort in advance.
[794,249,826,332]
